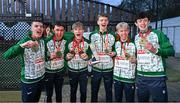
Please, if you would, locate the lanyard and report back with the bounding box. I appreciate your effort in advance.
[139,29,151,49]
[99,32,109,51]
[34,40,44,63]
[120,42,129,56]
[139,29,151,39]
[72,38,84,53]
[53,36,62,51]
[118,35,130,56]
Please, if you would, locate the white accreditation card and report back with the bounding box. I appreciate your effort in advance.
[51,59,64,69]
[113,65,120,76]
[116,60,130,68]
[137,50,151,65]
[99,54,110,63]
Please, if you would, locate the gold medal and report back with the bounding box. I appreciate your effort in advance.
[74,48,79,54]
[139,38,148,46]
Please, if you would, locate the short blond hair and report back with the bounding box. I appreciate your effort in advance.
[116,22,130,31]
[72,22,84,30]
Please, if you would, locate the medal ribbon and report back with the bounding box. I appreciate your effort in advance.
[139,29,151,39]
[72,38,84,53]
[53,35,62,51]
[99,32,109,52]
[119,36,130,56]
[34,40,44,63]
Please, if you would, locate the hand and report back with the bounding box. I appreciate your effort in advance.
[70,48,75,52]
[107,52,116,57]
[80,52,88,60]
[66,52,75,60]
[46,28,51,35]
[50,52,56,60]
[145,42,157,53]
[20,40,38,48]
[88,61,92,65]
[129,56,136,63]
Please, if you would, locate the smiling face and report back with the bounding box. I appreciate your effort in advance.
[53,25,64,40]
[116,22,130,42]
[117,28,129,42]
[31,21,43,39]
[73,27,84,41]
[97,16,109,32]
[135,17,150,32]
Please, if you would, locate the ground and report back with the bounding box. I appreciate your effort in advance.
[0,57,180,102]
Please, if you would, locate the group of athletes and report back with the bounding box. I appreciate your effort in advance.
[3,12,175,102]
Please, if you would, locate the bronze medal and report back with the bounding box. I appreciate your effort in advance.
[32,45,39,52]
[56,51,62,57]
[125,53,131,60]
[104,49,109,54]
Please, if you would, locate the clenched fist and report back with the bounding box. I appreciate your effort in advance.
[79,52,88,60]
[20,40,39,48]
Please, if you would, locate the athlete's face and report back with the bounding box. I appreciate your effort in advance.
[135,17,150,32]
[117,28,129,42]
[31,21,43,39]
[53,25,65,39]
[97,16,109,31]
[73,27,84,41]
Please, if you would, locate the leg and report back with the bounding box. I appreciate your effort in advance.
[124,83,135,102]
[21,82,31,102]
[55,72,64,102]
[136,77,150,102]
[113,80,124,102]
[34,80,43,102]
[79,70,88,102]
[103,71,113,102]
[69,71,78,102]
[149,80,168,102]
[91,70,102,102]
[44,72,54,102]
[21,80,42,102]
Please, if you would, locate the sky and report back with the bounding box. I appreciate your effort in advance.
[94,0,123,6]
